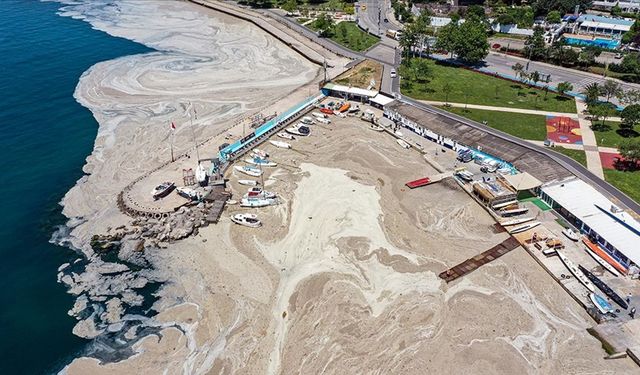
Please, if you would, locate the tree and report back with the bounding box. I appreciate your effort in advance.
[619,138,640,164]
[511,63,525,82]
[618,89,640,106]
[399,28,418,59]
[530,71,541,87]
[435,21,458,58]
[557,81,574,96]
[578,46,602,69]
[621,104,640,131]
[602,80,622,103]
[588,102,614,128]
[281,0,298,13]
[454,16,489,63]
[314,13,334,37]
[442,82,453,104]
[611,4,623,17]
[530,0,592,15]
[523,27,547,61]
[546,10,562,24]
[582,82,602,105]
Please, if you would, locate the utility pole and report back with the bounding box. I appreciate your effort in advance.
[187,102,200,161]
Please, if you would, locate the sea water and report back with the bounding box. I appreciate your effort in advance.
[0,1,150,373]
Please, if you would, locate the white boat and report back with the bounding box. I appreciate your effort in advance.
[493,200,518,209]
[500,216,534,226]
[195,163,207,186]
[240,197,278,207]
[238,179,258,186]
[508,221,540,234]
[244,187,276,199]
[562,228,579,241]
[234,165,262,177]
[278,132,295,140]
[316,117,331,124]
[585,246,622,277]
[227,199,238,205]
[151,182,175,199]
[251,148,268,159]
[556,250,595,292]
[245,157,277,167]
[176,186,199,200]
[269,140,291,149]
[333,111,346,118]
[286,124,310,136]
[499,207,529,216]
[396,139,411,149]
[231,213,261,228]
[590,292,613,314]
[301,116,315,125]
[311,112,327,119]
[370,124,384,131]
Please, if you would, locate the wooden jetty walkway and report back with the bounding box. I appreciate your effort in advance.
[439,236,521,283]
[204,185,231,223]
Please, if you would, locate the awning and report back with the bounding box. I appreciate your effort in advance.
[369,93,395,106]
[502,172,542,191]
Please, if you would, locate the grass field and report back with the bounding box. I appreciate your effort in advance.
[591,120,640,149]
[309,21,378,52]
[604,169,640,204]
[400,59,577,112]
[552,146,587,166]
[442,107,547,141]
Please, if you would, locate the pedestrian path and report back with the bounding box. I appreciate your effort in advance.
[420,100,578,118]
[526,140,619,153]
[576,99,605,179]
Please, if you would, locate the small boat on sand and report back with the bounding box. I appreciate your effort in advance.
[320,107,334,115]
[286,124,310,136]
[301,116,315,125]
[556,250,595,292]
[493,200,518,210]
[501,216,534,226]
[251,149,268,159]
[585,247,621,277]
[370,124,384,131]
[456,170,474,182]
[269,140,291,149]
[578,264,627,309]
[240,197,278,207]
[499,207,529,216]
[245,187,276,199]
[508,221,540,234]
[316,117,331,124]
[338,102,351,112]
[234,165,262,177]
[151,182,175,200]
[176,186,199,200]
[238,179,258,186]
[231,213,261,228]
[583,237,627,275]
[396,139,411,149]
[278,132,295,140]
[312,112,327,119]
[562,228,579,241]
[590,293,613,314]
[245,157,277,167]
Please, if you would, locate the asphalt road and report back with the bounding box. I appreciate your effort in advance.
[356,0,402,36]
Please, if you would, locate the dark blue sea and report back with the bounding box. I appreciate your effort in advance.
[0,1,150,373]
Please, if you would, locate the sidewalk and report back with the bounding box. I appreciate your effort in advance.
[420,100,578,117]
[527,140,619,154]
[576,99,605,179]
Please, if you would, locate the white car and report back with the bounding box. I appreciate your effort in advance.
[390,69,397,78]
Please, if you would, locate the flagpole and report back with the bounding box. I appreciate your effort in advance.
[188,101,200,161]
[170,122,175,162]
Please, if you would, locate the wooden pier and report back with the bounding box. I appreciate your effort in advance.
[439,236,521,282]
[204,186,231,223]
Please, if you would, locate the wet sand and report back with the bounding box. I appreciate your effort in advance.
[64,112,637,373]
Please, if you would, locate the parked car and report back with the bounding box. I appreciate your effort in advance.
[390,69,397,78]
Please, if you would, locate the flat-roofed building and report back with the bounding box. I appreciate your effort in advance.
[540,178,640,270]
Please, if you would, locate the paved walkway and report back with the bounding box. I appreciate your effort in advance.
[527,140,619,154]
[419,100,578,117]
[575,99,605,179]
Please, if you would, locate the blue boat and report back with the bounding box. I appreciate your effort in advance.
[590,293,613,314]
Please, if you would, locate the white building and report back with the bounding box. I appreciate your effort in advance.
[575,14,634,37]
[593,0,640,12]
[540,178,640,270]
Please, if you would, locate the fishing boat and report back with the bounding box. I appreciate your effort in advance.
[269,140,291,149]
[338,102,351,112]
[234,165,262,177]
[286,124,310,136]
[333,111,346,118]
[590,293,614,314]
[584,246,622,277]
[396,139,411,149]
[562,228,579,241]
[195,163,207,186]
[405,177,431,189]
[244,187,276,199]
[499,207,529,216]
[251,149,268,159]
[277,132,295,140]
[507,221,540,234]
[231,213,261,228]
[240,197,277,207]
[301,116,315,125]
[492,200,518,210]
[583,238,627,275]
[317,117,331,124]
[238,179,259,186]
[370,124,384,131]
[311,111,327,119]
[578,265,627,308]
[500,216,534,226]
[556,250,595,292]
[245,157,277,167]
[151,182,175,200]
[176,186,199,200]
[320,107,334,115]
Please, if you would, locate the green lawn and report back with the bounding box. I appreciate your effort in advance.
[604,169,640,204]
[400,59,577,112]
[309,21,378,52]
[442,106,547,141]
[591,120,640,149]
[552,146,587,166]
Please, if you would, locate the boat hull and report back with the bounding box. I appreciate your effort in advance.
[590,293,613,314]
[234,166,262,177]
[557,250,595,292]
[579,264,627,309]
[269,140,291,149]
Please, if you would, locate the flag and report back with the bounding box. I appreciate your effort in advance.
[171,122,176,130]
